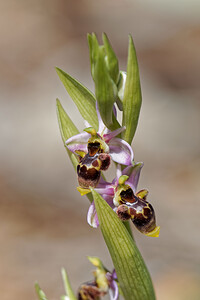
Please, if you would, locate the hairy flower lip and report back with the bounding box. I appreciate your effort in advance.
[87,163,143,228]
[65,103,134,166]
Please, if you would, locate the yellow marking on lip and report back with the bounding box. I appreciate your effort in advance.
[77,186,90,196]
[145,226,160,237]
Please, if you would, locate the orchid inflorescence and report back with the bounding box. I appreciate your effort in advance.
[36,33,159,300]
[66,102,160,238]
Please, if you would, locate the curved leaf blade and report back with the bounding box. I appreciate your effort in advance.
[61,268,77,300]
[94,46,118,130]
[56,67,98,130]
[87,33,100,80]
[35,283,48,300]
[88,33,120,131]
[56,98,79,169]
[122,35,142,144]
[56,99,93,203]
[91,188,156,300]
[102,33,119,84]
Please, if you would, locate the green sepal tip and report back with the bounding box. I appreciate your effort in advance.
[61,268,77,300]
[35,283,48,300]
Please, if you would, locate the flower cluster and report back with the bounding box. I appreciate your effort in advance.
[66,104,160,237]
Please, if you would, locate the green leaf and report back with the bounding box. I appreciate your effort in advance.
[88,33,120,131]
[87,33,100,80]
[61,268,77,300]
[56,67,98,130]
[56,99,93,203]
[56,98,79,169]
[102,33,119,84]
[116,71,126,111]
[94,46,118,130]
[87,33,93,74]
[122,35,142,144]
[123,220,134,240]
[35,283,48,300]
[91,189,156,300]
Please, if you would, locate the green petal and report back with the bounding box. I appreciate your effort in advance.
[56,99,79,169]
[35,283,48,300]
[61,268,77,300]
[122,35,142,145]
[56,68,98,130]
[102,33,119,84]
[91,189,156,300]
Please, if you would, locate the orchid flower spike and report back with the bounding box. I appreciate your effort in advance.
[65,102,134,166]
[78,256,118,300]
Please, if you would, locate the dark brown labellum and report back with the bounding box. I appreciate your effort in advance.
[77,142,111,189]
[131,201,156,234]
[118,187,157,234]
[77,154,101,188]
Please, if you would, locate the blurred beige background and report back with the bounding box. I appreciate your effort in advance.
[0,0,200,299]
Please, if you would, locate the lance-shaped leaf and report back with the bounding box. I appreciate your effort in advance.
[56,99,79,169]
[122,35,142,145]
[102,33,119,84]
[91,189,156,300]
[87,33,100,80]
[61,268,77,300]
[56,68,98,130]
[56,99,93,203]
[35,283,48,300]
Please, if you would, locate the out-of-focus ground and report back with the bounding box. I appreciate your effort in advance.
[0,0,200,299]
